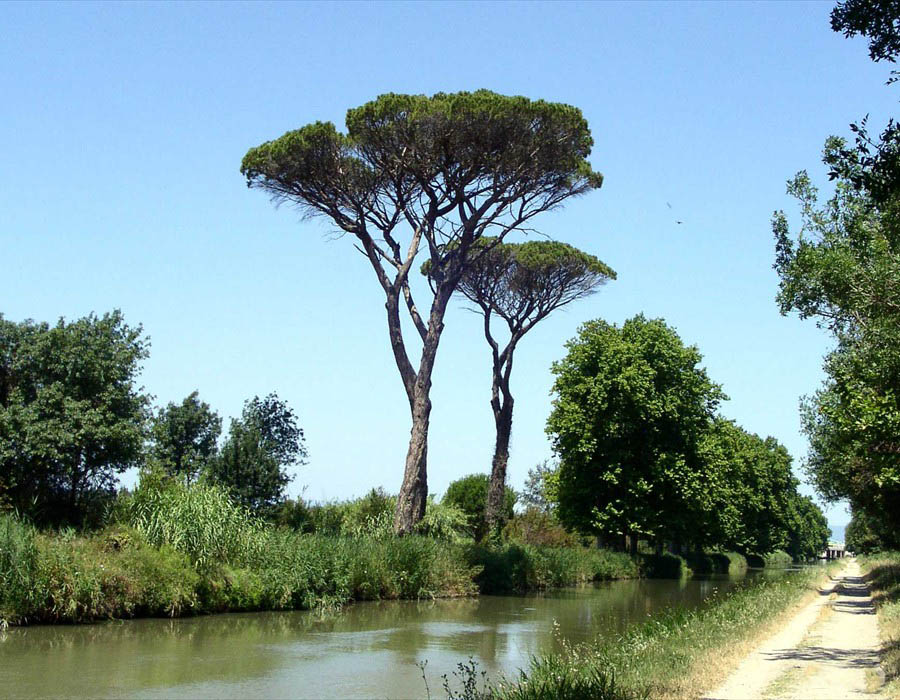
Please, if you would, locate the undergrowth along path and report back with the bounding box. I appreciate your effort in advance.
[705,560,884,700]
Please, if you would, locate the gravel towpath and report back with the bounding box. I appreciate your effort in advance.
[704,560,884,699]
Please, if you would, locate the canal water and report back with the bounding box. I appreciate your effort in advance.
[1,570,787,699]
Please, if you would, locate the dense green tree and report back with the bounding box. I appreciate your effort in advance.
[697,419,806,555]
[443,473,516,541]
[774,148,900,542]
[845,505,891,552]
[785,493,831,561]
[425,239,614,534]
[207,393,305,514]
[768,1,900,549]
[148,391,221,483]
[0,311,149,526]
[546,315,724,552]
[241,91,603,534]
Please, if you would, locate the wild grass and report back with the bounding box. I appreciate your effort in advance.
[860,552,900,695]
[469,543,639,593]
[488,565,829,700]
[112,482,266,569]
[1,519,199,625]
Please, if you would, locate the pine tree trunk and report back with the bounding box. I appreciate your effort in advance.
[393,385,431,534]
[393,281,454,535]
[485,399,513,534]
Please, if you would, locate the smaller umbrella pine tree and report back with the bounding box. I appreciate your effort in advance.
[425,239,615,533]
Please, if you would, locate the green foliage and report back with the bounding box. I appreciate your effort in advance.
[147,391,221,483]
[784,494,830,561]
[763,550,793,568]
[520,460,559,514]
[414,496,471,542]
[339,487,395,538]
[774,139,900,547]
[640,553,692,579]
[0,311,150,527]
[444,474,516,541]
[113,480,265,569]
[502,506,582,548]
[547,315,724,545]
[493,567,827,700]
[859,553,900,692]
[2,523,198,624]
[0,513,38,624]
[242,91,602,208]
[468,544,638,593]
[207,393,305,515]
[696,418,827,558]
[847,506,887,553]
[423,238,615,316]
[831,0,900,64]
[683,551,748,575]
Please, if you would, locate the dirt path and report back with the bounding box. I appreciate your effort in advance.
[705,560,884,699]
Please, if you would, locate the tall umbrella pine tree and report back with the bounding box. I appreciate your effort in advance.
[241,91,603,534]
[424,240,615,534]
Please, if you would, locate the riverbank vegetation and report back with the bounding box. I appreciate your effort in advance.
[860,553,900,695]
[438,565,834,700]
[0,307,828,628]
[1,481,641,626]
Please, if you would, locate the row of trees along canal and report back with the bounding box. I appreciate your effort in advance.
[1,90,827,561]
[773,0,900,553]
[0,307,828,561]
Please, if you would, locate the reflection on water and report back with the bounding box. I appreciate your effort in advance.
[0,570,790,699]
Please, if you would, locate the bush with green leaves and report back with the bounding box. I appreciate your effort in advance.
[469,543,639,593]
[444,474,516,541]
[414,497,471,542]
[502,507,582,548]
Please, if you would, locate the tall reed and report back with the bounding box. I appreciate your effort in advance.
[0,513,38,624]
[114,482,265,568]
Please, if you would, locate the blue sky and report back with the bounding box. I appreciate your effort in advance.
[3,1,895,528]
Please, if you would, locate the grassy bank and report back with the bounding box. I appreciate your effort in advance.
[477,564,833,700]
[860,552,900,695]
[0,516,479,625]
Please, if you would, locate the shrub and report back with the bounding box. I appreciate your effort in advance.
[764,550,793,567]
[414,497,471,542]
[502,507,582,548]
[27,527,198,623]
[444,474,516,541]
[641,553,692,579]
[469,544,638,593]
[341,488,395,538]
[684,551,748,575]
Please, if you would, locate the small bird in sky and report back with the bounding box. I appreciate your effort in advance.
[666,202,685,226]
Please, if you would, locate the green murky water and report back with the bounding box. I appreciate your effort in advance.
[0,572,783,699]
